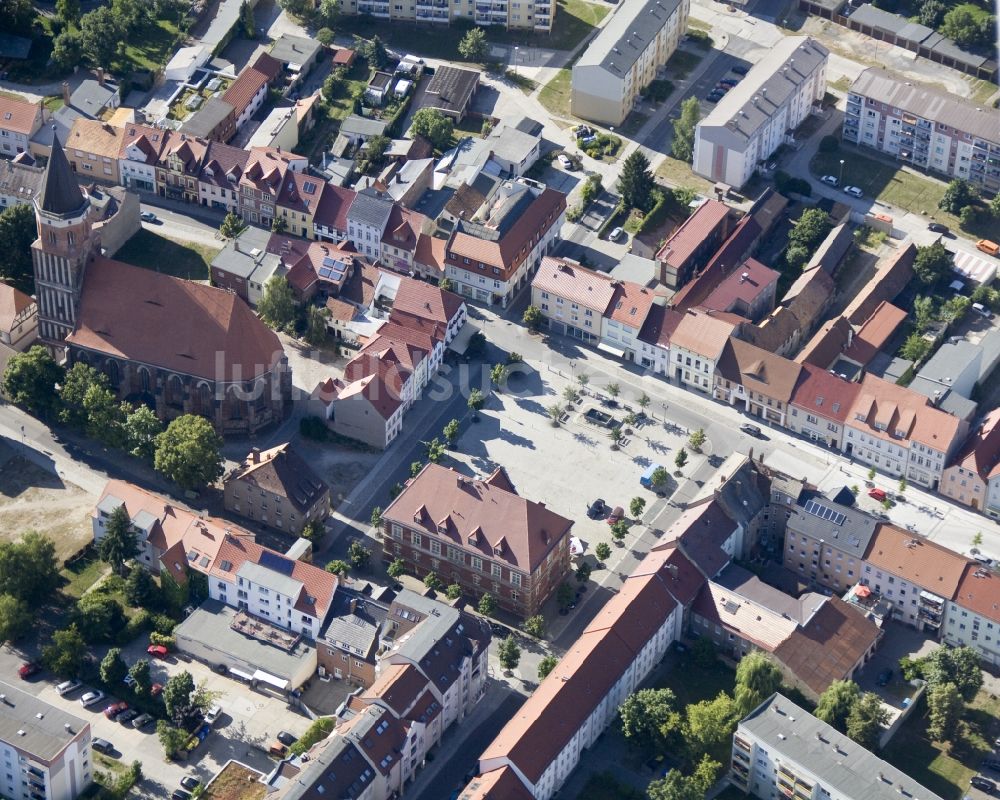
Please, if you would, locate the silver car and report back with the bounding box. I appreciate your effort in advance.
[79,690,105,708]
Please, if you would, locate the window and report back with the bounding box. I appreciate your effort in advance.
[491,563,502,578]
[430,540,441,556]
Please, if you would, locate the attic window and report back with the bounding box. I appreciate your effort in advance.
[220,560,233,572]
[815,396,824,406]
[186,550,198,562]
[493,545,502,555]
[199,556,210,568]
[832,402,841,413]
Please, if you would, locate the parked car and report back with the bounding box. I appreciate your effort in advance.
[92,738,115,755]
[132,713,155,729]
[204,705,223,726]
[277,731,298,747]
[971,776,996,792]
[843,185,864,198]
[147,644,169,658]
[732,64,750,75]
[714,82,731,92]
[151,683,163,697]
[609,226,625,242]
[103,702,128,720]
[740,423,763,438]
[981,758,1000,771]
[18,662,39,679]
[123,674,137,689]
[557,154,575,170]
[80,690,105,708]
[927,222,949,234]
[587,499,607,519]
[868,487,887,501]
[607,506,624,525]
[976,239,1000,257]
[57,680,82,696]
[117,709,139,725]
[180,777,201,791]
[140,211,158,223]
[820,175,839,186]
[706,95,722,104]
[876,668,892,686]
[719,78,738,87]
[172,791,192,800]
[212,664,229,675]
[973,302,994,319]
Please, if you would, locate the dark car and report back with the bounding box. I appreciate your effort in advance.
[277,731,298,747]
[587,499,607,519]
[876,668,892,686]
[720,78,739,86]
[732,64,750,75]
[928,222,949,234]
[172,791,192,800]
[981,758,1000,771]
[212,663,229,674]
[740,423,763,437]
[117,709,139,724]
[706,94,722,104]
[92,738,115,755]
[972,776,996,792]
[180,777,201,791]
[132,713,154,729]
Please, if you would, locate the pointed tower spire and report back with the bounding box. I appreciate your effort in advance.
[38,131,86,216]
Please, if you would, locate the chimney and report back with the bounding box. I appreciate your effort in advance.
[250,447,261,463]
[97,68,105,86]
[62,81,71,107]
[395,172,402,184]
[350,598,357,614]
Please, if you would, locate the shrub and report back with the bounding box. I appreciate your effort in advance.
[119,609,151,644]
[148,631,175,649]
[151,614,176,635]
[289,717,336,756]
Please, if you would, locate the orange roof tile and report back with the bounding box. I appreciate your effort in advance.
[531,257,616,314]
[222,52,282,116]
[847,374,963,452]
[863,523,971,599]
[947,409,1000,482]
[0,94,41,136]
[789,364,861,424]
[0,282,35,332]
[953,562,1000,625]
[669,308,738,359]
[459,767,534,800]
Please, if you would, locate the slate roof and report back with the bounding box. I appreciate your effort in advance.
[226,443,327,513]
[0,156,43,204]
[422,66,479,115]
[575,0,683,76]
[348,186,394,232]
[37,133,85,215]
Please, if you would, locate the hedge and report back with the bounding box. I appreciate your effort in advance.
[289,717,336,756]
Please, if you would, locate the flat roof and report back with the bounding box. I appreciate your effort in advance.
[0,680,88,761]
[180,97,234,138]
[269,33,321,66]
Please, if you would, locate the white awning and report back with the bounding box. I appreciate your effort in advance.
[253,669,289,690]
[229,667,254,681]
[597,342,626,358]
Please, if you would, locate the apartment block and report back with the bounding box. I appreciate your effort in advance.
[381,463,573,618]
[844,68,1000,194]
[337,0,554,31]
[0,681,92,800]
[732,693,944,800]
[571,0,688,126]
[942,409,1000,516]
[946,563,1000,665]
[693,36,828,188]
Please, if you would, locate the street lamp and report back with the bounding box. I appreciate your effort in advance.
[839,158,845,185]
[514,46,519,77]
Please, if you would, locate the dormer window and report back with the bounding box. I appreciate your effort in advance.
[493,545,502,555]
[894,428,906,438]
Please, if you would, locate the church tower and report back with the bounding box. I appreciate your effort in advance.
[31,132,99,354]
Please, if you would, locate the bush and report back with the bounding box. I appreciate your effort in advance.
[775,170,812,197]
[151,614,176,635]
[289,717,336,756]
[148,631,175,649]
[119,609,151,644]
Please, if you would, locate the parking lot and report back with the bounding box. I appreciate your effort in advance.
[5,639,314,798]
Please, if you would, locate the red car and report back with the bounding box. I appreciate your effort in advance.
[147,645,169,658]
[18,662,39,679]
[103,701,128,720]
[151,683,163,697]
[868,488,887,501]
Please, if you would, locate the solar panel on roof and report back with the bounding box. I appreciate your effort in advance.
[322,256,340,268]
[319,267,334,278]
[803,499,845,526]
[259,550,295,575]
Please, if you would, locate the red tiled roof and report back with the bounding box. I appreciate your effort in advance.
[947,409,1000,482]
[669,308,738,359]
[0,94,41,136]
[199,140,249,187]
[607,280,655,328]
[670,214,762,311]
[863,522,971,598]
[789,364,861,424]
[848,374,964,452]
[459,767,534,800]
[701,257,780,318]
[381,205,425,252]
[638,304,684,349]
[331,47,357,65]
[656,200,730,266]
[313,184,356,232]
[276,169,323,215]
[842,301,907,365]
[531,257,616,314]
[634,543,706,606]
[0,282,35,332]
[119,124,170,164]
[222,52,282,116]
[389,276,464,329]
[668,500,736,579]
[361,663,430,717]
[716,338,803,404]
[953,561,1000,625]
[414,234,447,274]
[67,257,283,383]
[384,463,573,573]
[319,370,404,420]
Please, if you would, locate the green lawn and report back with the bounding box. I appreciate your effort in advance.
[119,17,182,73]
[808,146,995,238]
[665,49,704,80]
[546,0,610,51]
[61,551,110,600]
[655,155,716,194]
[620,110,649,137]
[539,67,572,118]
[116,230,219,281]
[966,77,1000,107]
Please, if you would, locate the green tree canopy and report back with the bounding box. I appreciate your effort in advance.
[845,691,888,749]
[648,755,721,800]
[815,679,861,732]
[347,540,371,570]
[477,593,497,616]
[124,567,157,608]
[939,179,978,214]
[685,691,739,754]
[674,447,689,470]
[51,30,85,70]
[304,304,331,346]
[75,593,127,642]
[671,97,701,163]
[100,647,129,685]
[99,504,138,576]
[0,532,61,605]
[258,275,298,331]
[921,645,983,699]
[410,108,454,151]
[538,654,558,680]
[128,659,152,695]
[523,304,542,330]
[153,415,224,491]
[734,651,783,715]
[913,241,953,286]
[0,593,32,643]
[788,207,832,254]
[458,27,487,61]
[163,670,197,726]
[325,560,349,576]
[940,4,994,46]
[0,203,37,294]
[3,345,65,417]
[42,624,87,678]
[619,688,682,753]
[59,362,107,429]
[926,681,963,742]
[124,405,163,461]
[618,150,655,212]
[79,6,123,69]
[219,211,246,239]
[387,558,405,578]
[595,541,612,562]
[497,635,521,671]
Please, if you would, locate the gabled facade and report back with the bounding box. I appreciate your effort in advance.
[0,94,43,157]
[118,124,170,192]
[940,409,1000,514]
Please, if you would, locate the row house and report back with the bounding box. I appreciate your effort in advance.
[343,184,430,272]
[157,134,207,204]
[946,563,1000,666]
[312,365,406,449]
[669,307,743,393]
[844,373,967,490]
[0,93,43,157]
[312,182,355,242]
[714,337,802,426]
[860,522,970,636]
[445,184,566,307]
[118,123,170,192]
[381,463,573,619]
[65,118,123,182]
[786,363,861,450]
[275,169,324,238]
[654,199,732,289]
[240,147,307,228]
[636,304,684,375]
[222,53,282,140]
[198,140,250,212]
[940,408,1000,516]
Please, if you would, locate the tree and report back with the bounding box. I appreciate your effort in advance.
[595,542,611,563]
[325,560,349,576]
[650,466,669,493]
[619,688,681,753]
[674,447,688,471]
[317,27,335,45]
[629,497,646,519]
[58,362,105,428]
[688,428,706,452]
[257,275,298,332]
[347,540,371,571]
[354,34,389,68]
[961,204,982,229]
[2,0,34,34]
[576,562,591,583]
[3,345,65,417]
[156,721,189,758]
[563,386,580,404]
[303,305,331,347]
[387,558,405,579]
[0,532,61,605]
[154,415,224,491]
[618,150,654,212]
[734,651,783,715]
[557,582,574,608]
[901,333,931,363]
[111,0,144,34]
[922,646,983,700]
[577,373,589,388]
[815,679,861,732]
[611,520,628,544]
[51,29,85,70]
[370,506,382,528]
[0,195,37,294]
[164,671,197,726]
[940,4,994,46]
[79,6,123,69]
[317,0,338,24]
[124,568,157,608]
[973,531,984,547]
[685,691,739,754]
[467,388,485,412]
[497,635,521,672]
[75,593,126,643]
[410,461,424,478]
[940,295,970,324]
[410,108,454,151]
[671,97,701,163]
[538,654,558,680]
[547,403,564,425]
[122,405,162,461]
[927,682,963,742]
[457,26,487,61]
[99,505,138,576]
[128,659,152,696]
[785,243,810,271]
[0,593,32,643]
[846,692,888,749]
[522,304,542,331]
[219,211,246,239]
[788,207,832,252]
[918,0,947,26]
[939,179,978,214]
[100,648,129,686]
[273,218,289,235]
[913,294,936,332]
[522,615,544,638]
[490,363,509,390]
[426,437,445,463]
[606,383,620,398]
[238,0,255,36]
[42,625,87,678]
[301,521,324,542]
[913,241,952,287]
[443,418,460,445]
[423,571,443,591]
[610,426,623,448]
[84,384,127,448]
[649,756,722,800]
[478,593,497,616]
[444,583,462,600]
